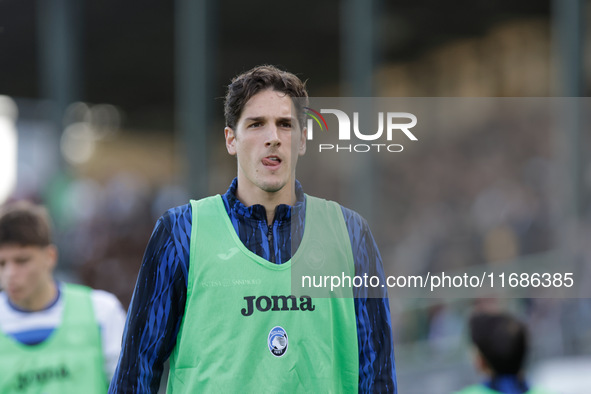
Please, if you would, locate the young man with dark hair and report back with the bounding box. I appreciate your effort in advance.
[456,311,552,394]
[0,201,126,393]
[110,65,397,393]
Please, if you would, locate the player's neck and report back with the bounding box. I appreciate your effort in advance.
[235,184,296,226]
[14,279,58,312]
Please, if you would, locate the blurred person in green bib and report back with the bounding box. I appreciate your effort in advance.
[0,201,126,394]
[456,311,553,394]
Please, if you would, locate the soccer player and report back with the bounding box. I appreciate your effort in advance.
[456,311,552,394]
[110,65,397,393]
[0,201,126,393]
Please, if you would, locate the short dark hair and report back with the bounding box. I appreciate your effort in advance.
[0,201,53,247]
[224,65,309,130]
[469,311,528,375]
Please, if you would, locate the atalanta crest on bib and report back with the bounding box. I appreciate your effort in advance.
[268,326,288,357]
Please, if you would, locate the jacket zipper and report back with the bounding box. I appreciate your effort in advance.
[267,222,275,264]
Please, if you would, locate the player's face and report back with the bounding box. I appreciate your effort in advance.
[224,89,307,203]
[0,244,56,309]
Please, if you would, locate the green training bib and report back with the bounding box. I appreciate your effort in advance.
[167,195,359,393]
[0,284,107,394]
[455,383,554,394]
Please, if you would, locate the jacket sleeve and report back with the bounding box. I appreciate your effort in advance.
[108,205,191,394]
[90,290,127,381]
[342,206,398,394]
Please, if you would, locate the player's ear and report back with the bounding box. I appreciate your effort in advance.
[473,349,491,375]
[298,126,307,156]
[225,127,237,155]
[45,244,58,271]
